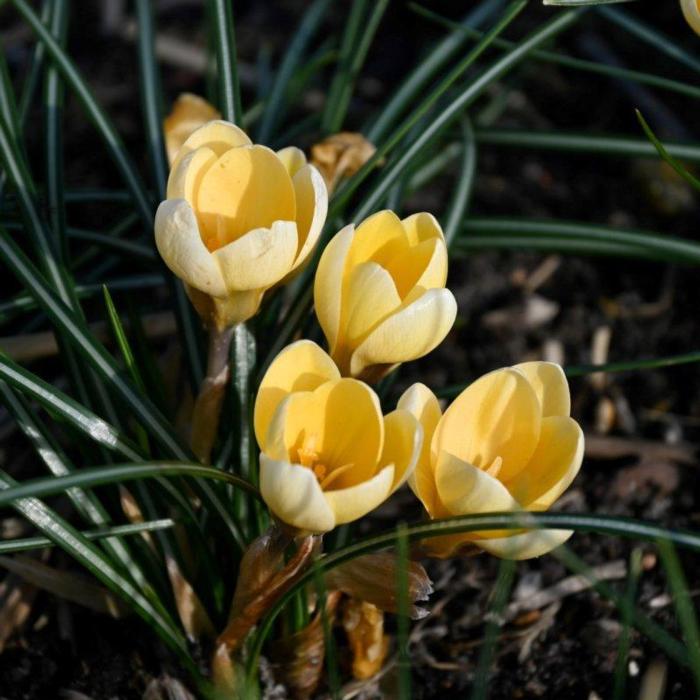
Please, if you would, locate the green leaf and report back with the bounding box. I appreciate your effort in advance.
[209,0,243,123]
[444,117,477,247]
[636,110,700,192]
[0,519,175,555]
[543,0,636,5]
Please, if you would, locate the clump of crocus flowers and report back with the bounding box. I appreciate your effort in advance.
[157,103,584,698]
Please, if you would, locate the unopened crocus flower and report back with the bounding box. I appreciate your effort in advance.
[314,210,457,382]
[155,121,328,328]
[400,362,584,559]
[681,0,700,34]
[163,93,220,166]
[253,340,422,533]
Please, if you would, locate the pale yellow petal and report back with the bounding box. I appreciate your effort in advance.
[478,528,572,560]
[397,383,442,513]
[196,144,296,249]
[433,367,541,482]
[169,119,251,178]
[324,465,394,525]
[347,210,408,269]
[253,340,339,448]
[349,288,457,378]
[380,409,421,492]
[384,238,446,298]
[434,450,520,516]
[259,454,335,532]
[514,361,571,417]
[166,146,217,201]
[507,416,584,511]
[401,212,445,245]
[213,221,297,291]
[287,164,328,272]
[314,224,354,354]
[681,0,700,35]
[276,146,307,177]
[154,199,226,297]
[164,93,221,166]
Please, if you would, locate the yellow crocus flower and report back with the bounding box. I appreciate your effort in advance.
[399,362,584,559]
[681,0,700,34]
[155,121,328,328]
[163,93,221,167]
[314,210,457,382]
[254,340,422,533]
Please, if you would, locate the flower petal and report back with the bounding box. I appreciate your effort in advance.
[682,0,700,35]
[288,163,328,272]
[169,119,251,178]
[213,220,298,291]
[381,409,422,492]
[259,454,336,532]
[314,224,354,354]
[154,199,227,297]
[348,210,408,269]
[507,416,584,511]
[477,528,572,560]
[434,450,520,516]
[513,361,570,417]
[433,367,541,482]
[401,212,445,245]
[164,93,221,166]
[196,144,296,249]
[167,146,217,201]
[254,340,339,448]
[349,288,457,378]
[276,146,307,177]
[324,465,394,526]
[397,383,442,513]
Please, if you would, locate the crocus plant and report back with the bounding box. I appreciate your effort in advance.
[153,112,584,697]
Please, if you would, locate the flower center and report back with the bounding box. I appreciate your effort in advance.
[294,434,354,490]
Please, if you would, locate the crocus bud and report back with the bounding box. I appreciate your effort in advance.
[399,362,584,559]
[155,121,328,328]
[681,0,700,34]
[163,93,220,166]
[314,210,457,382]
[253,340,422,533]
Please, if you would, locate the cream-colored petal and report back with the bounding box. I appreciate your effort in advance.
[324,465,394,525]
[434,450,520,516]
[196,144,296,249]
[169,119,251,178]
[348,210,408,269]
[154,199,227,297]
[276,146,307,177]
[349,288,457,378]
[164,93,221,166]
[478,528,573,560]
[314,224,354,354]
[166,146,217,201]
[288,164,328,271]
[259,454,336,533]
[253,340,339,448]
[380,409,421,492]
[412,238,448,291]
[681,0,700,35]
[507,416,584,511]
[513,361,571,418]
[384,238,445,298]
[397,383,442,513]
[401,212,445,245]
[433,367,541,482]
[213,221,298,291]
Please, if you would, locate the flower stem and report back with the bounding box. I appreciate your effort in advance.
[191,324,235,463]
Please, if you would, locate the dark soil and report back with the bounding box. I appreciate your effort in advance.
[1,1,699,698]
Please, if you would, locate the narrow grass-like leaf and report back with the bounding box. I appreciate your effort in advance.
[321,0,390,134]
[475,128,700,163]
[444,117,477,247]
[613,549,643,700]
[209,0,243,123]
[0,469,198,677]
[0,519,174,555]
[256,0,331,143]
[544,0,636,5]
[600,6,700,74]
[246,513,700,684]
[657,539,700,693]
[470,559,516,700]
[0,462,259,509]
[636,110,700,191]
